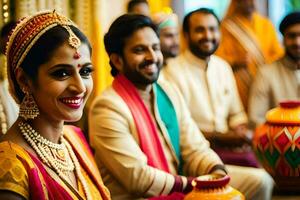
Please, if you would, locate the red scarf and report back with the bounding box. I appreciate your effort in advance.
[113,74,170,172]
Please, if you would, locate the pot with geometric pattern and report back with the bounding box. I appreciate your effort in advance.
[253,101,300,192]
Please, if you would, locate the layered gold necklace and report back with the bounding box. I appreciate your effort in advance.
[19,121,91,200]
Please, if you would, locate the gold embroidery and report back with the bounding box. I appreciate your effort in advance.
[0,151,29,199]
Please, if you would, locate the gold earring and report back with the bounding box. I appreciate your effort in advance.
[19,91,40,120]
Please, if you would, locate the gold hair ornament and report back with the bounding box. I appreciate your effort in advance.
[6,10,81,104]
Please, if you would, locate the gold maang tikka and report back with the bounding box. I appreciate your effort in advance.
[6,10,83,104]
[63,25,81,59]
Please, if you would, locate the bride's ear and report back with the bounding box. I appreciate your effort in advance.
[15,67,33,93]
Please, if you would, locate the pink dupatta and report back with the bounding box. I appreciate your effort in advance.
[64,125,110,199]
[22,126,110,200]
[113,74,170,172]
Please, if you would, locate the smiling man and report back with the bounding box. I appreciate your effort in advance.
[249,11,300,127]
[163,8,250,158]
[162,8,274,200]
[152,12,180,66]
[89,14,228,200]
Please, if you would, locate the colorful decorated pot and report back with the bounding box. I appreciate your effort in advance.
[184,174,244,200]
[253,101,300,192]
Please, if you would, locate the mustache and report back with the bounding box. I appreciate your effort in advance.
[170,44,179,49]
[198,39,216,44]
[139,60,158,68]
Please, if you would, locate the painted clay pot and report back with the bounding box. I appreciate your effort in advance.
[253,101,300,192]
[184,174,244,200]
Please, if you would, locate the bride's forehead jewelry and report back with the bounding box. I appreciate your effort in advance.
[6,10,82,103]
[63,25,81,59]
[7,10,81,72]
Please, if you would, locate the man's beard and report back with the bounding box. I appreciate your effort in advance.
[124,59,162,86]
[189,39,219,59]
[286,46,300,62]
[162,45,179,59]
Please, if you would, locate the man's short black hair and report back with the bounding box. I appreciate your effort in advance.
[104,14,158,76]
[183,8,220,33]
[127,0,149,13]
[279,11,300,35]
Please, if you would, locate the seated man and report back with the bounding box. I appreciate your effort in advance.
[163,8,257,167]
[89,14,272,200]
[249,11,300,127]
[163,8,273,200]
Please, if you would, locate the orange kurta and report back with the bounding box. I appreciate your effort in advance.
[216,13,284,110]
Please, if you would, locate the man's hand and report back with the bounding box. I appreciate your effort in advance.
[233,124,253,144]
[202,124,252,148]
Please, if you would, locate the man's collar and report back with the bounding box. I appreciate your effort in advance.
[183,50,210,70]
[136,84,153,96]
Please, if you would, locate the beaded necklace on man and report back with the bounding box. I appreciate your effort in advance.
[19,121,92,200]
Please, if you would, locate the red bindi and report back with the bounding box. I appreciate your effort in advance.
[73,51,81,59]
[77,64,81,68]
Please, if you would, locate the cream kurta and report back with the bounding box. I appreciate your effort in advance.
[89,79,223,200]
[163,50,247,134]
[249,56,300,126]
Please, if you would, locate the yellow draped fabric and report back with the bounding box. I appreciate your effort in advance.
[92,20,112,96]
[0,142,29,199]
[148,0,171,13]
[90,0,112,96]
[217,13,284,72]
[0,141,105,200]
[216,1,284,111]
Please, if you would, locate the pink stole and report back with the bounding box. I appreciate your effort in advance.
[22,126,110,200]
[64,125,110,199]
[112,74,170,172]
[28,154,77,200]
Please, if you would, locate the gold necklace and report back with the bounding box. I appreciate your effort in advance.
[19,121,92,200]
[19,121,74,171]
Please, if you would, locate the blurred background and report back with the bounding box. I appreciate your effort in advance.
[0,0,299,95]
